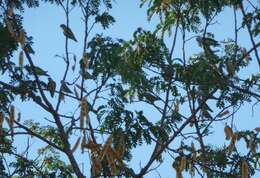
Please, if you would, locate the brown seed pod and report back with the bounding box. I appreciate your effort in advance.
[83,53,89,68]
[218,110,229,118]
[0,112,4,126]
[179,156,186,172]
[80,97,88,128]
[19,30,25,48]
[241,160,249,178]
[71,137,81,153]
[19,51,24,67]
[81,134,87,153]
[224,124,233,140]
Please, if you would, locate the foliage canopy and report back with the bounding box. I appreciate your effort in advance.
[0,0,260,177]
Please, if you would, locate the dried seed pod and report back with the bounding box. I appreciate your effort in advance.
[81,133,87,153]
[228,133,238,154]
[175,167,183,178]
[85,140,101,150]
[83,53,89,68]
[0,112,4,140]
[80,97,88,128]
[60,92,65,101]
[19,51,24,67]
[0,112,3,126]
[100,135,113,161]
[241,160,249,178]
[191,142,196,159]
[224,124,233,140]
[6,21,15,37]
[19,30,25,48]
[71,137,81,153]
[218,110,229,118]
[179,156,186,172]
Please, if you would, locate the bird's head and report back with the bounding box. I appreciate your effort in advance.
[60,24,66,29]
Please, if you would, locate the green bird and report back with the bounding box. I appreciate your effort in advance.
[60,24,77,42]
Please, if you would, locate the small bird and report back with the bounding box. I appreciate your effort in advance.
[47,78,56,97]
[60,24,77,42]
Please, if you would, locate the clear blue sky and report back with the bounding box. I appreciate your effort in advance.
[11,1,260,177]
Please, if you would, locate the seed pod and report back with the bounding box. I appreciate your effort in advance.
[179,156,186,172]
[6,21,15,37]
[83,53,89,68]
[100,135,113,161]
[71,137,81,153]
[224,124,233,140]
[19,30,25,48]
[81,133,87,153]
[218,110,229,118]
[0,112,3,127]
[0,112,4,140]
[241,160,249,178]
[80,97,88,128]
[19,51,24,67]
[228,133,238,154]
[191,142,196,159]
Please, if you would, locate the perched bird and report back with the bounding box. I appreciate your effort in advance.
[47,78,56,97]
[60,24,77,42]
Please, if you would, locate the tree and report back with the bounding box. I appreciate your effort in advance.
[0,0,260,177]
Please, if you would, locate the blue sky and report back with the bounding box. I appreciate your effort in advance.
[9,1,260,177]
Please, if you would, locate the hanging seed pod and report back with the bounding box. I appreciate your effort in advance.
[224,124,233,140]
[100,135,113,161]
[71,137,81,153]
[0,112,3,127]
[19,51,24,67]
[60,92,65,101]
[81,133,87,153]
[241,160,249,178]
[9,106,15,139]
[251,145,257,155]
[80,97,88,128]
[6,21,15,38]
[228,133,238,154]
[7,4,13,17]
[179,156,186,172]
[19,30,25,48]
[191,142,196,159]
[189,116,195,127]
[218,110,229,118]
[83,53,89,68]
[0,112,4,140]
[175,167,183,178]
[85,140,101,150]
